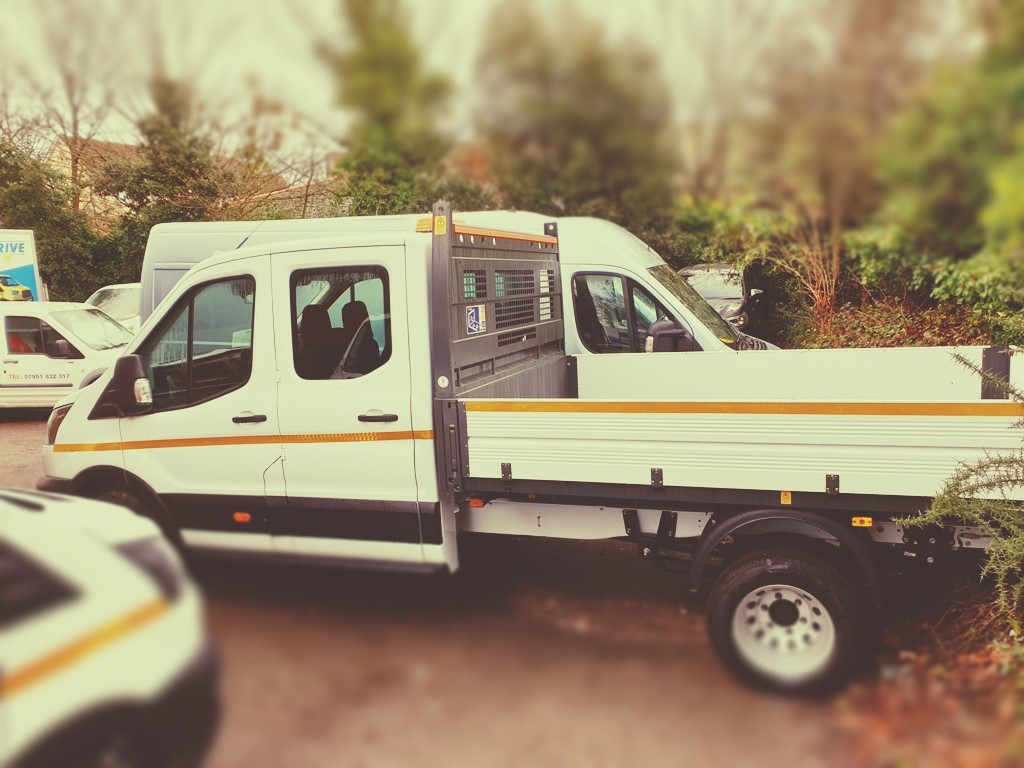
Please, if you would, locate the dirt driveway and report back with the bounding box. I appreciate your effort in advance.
[3,412,846,768]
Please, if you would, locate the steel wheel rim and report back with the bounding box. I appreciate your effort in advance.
[731,583,837,684]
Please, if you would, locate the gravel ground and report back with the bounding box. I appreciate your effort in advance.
[2,411,848,768]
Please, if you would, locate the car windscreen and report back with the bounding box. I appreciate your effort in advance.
[49,309,133,350]
[0,276,15,286]
[682,270,743,300]
[648,265,740,345]
[85,285,140,321]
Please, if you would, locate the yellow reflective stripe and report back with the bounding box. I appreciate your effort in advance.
[53,430,435,454]
[464,401,1024,417]
[452,225,558,245]
[280,429,434,445]
[413,216,557,244]
[0,599,168,700]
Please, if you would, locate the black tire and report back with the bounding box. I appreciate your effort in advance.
[706,548,866,695]
[94,487,185,553]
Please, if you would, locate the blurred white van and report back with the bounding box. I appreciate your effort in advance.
[85,283,141,335]
[0,488,218,768]
[0,302,131,408]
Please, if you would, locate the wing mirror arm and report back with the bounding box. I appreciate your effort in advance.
[88,354,154,419]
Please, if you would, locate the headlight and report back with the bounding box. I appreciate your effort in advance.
[116,536,185,601]
[46,404,72,445]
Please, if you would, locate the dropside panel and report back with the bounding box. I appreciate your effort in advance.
[461,397,1024,501]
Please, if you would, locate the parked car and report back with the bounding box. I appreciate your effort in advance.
[85,282,141,335]
[678,263,765,335]
[0,488,217,768]
[0,274,34,302]
[1,302,132,408]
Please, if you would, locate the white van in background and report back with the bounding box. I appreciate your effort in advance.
[0,302,132,408]
[85,282,141,335]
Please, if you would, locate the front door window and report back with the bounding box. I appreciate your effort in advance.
[572,274,673,353]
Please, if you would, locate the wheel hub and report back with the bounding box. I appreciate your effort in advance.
[732,584,837,683]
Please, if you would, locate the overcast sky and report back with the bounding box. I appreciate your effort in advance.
[0,0,971,152]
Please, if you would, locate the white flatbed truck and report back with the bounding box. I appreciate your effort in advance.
[38,203,1022,692]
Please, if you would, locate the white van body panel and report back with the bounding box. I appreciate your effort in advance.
[120,254,281,554]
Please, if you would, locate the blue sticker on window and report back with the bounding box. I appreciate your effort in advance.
[466,304,486,335]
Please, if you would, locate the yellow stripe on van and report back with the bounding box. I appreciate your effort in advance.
[463,401,1024,418]
[52,430,435,454]
[0,599,168,700]
[413,216,557,244]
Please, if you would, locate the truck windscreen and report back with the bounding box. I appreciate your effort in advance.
[648,265,741,346]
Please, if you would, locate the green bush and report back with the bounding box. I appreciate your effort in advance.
[900,356,1024,623]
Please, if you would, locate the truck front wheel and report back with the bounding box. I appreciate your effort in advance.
[706,548,865,694]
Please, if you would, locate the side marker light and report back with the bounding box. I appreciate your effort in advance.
[233,512,252,523]
[851,516,873,528]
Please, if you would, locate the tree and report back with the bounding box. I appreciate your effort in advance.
[477,1,677,241]
[879,0,1024,262]
[94,76,238,279]
[14,0,123,212]
[0,140,101,300]
[319,0,452,215]
[736,0,941,334]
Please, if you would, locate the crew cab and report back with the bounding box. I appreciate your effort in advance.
[37,204,1021,693]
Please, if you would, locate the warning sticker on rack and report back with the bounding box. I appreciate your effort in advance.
[466,304,486,335]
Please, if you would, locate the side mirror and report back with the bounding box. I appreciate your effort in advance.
[647,319,698,353]
[88,355,153,419]
[52,339,70,358]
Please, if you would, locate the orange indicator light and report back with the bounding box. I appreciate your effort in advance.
[468,498,485,509]
[233,511,252,523]
[851,516,873,528]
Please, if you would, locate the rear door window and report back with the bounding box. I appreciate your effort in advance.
[291,267,391,380]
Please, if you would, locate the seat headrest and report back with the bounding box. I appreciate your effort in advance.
[342,300,369,330]
[301,304,331,335]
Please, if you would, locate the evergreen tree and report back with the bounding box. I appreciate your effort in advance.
[95,76,236,278]
[476,2,677,241]
[0,139,100,300]
[321,0,452,215]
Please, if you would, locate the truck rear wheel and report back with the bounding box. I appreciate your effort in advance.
[706,548,864,694]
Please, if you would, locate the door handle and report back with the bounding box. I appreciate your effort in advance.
[3,359,17,364]
[358,412,399,423]
[232,413,267,424]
